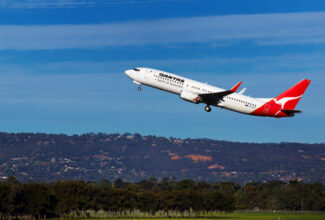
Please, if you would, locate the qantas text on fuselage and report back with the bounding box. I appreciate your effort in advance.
[125,68,311,118]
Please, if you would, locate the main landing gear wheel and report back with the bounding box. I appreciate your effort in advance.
[205,105,211,112]
[137,86,141,91]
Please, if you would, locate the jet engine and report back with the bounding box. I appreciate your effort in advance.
[180,90,199,104]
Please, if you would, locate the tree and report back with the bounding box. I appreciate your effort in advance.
[207,191,235,212]
[138,178,157,190]
[52,180,90,217]
[174,179,195,191]
[21,183,51,219]
[114,179,129,188]
[137,191,158,214]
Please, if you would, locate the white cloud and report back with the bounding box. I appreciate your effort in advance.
[0,0,87,8]
[0,0,191,8]
[0,12,324,50]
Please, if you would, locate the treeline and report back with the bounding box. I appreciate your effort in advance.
[0,177,324,219]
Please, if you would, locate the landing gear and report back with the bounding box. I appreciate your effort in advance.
[137,86,141,91]
[205,105,211,112]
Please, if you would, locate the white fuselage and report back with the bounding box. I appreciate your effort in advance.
[125,67,269,115]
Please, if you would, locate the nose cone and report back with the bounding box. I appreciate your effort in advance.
[125,69,133,77]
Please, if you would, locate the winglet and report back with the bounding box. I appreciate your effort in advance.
[238,87,247,95]
[230,81,242,92]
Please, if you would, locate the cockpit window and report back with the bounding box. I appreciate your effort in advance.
[133,68,140,71]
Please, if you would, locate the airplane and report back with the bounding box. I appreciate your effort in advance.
[125,67,311,118]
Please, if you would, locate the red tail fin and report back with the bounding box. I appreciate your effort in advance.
[275,79,311,110]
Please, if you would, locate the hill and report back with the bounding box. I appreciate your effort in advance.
[0,132,324,183]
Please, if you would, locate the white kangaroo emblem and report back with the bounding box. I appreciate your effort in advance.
[273,96,302,109]
[273,96,302,116]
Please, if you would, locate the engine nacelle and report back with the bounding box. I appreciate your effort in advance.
[180,90,199,104]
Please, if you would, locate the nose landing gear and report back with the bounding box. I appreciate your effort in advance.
[137,86,141,91]
[205,105,211,112]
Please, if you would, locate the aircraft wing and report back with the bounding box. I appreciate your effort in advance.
[198,81,242,105]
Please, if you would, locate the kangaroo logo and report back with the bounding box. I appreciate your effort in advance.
[273,95,302,109]
[273,96,302,116]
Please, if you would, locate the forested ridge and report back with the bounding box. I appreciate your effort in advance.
[0,177,324,219]
[0,132,324,183]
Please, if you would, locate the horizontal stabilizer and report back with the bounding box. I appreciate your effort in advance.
[281,109,302,116]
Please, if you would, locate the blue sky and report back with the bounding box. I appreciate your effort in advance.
[0,0,324,143]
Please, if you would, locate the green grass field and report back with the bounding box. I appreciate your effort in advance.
[225,211,325,220]
[72,212,325,220]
